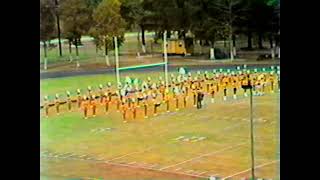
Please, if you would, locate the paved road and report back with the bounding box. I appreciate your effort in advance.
[40,62,280,80]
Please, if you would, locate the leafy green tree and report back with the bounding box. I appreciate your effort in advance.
[120,0,147,52]
[60,0,92,67]
[213,0,248,60]
[90,0,126,66]
[40,0,56,70]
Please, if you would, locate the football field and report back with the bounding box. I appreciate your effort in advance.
[40,71,280,180]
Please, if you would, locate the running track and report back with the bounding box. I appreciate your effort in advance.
[40,62,279,79]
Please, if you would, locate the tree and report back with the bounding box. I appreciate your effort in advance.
[214,0,248,60]
[90,0,126,66]
[53,0,63,57]
[189,0,223,58]
[60,0,92,67]
[120,0,147,53]
[40,0,56,70]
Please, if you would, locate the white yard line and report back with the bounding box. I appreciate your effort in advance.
[196,171,208,175]
[159,142,246,170]
[106,147,153,162]
[222,160,280,179]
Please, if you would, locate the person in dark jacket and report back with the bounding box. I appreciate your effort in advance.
[197,89,205,109]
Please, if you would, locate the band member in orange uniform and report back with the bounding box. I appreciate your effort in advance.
[55,94,60,115]
[142,92,149,118]
[99,84,104,104]
[104,92,110,114]
[82,96,89,119]
[242,75,249,97]
[209,83,216,103]
[268,72,275,93]
[90,95,97,117]
[222,74,229,101]
[43,96,49,118]
[153,93,162,116]
[66,91,72,112]
[173,86,180,111]
[121,97,128,121]
[164,89,170,112]
[231,74,239,100]
[132,98,138,119]
[77,89,82,108]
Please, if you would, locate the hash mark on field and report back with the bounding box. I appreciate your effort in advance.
[159,142,246,170]
[174,167,182,171]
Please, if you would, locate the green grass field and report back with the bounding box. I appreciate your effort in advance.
[40,70,280,180]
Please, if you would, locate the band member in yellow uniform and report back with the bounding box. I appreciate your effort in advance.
[173,86,180,111]
[90,95,97,117]
[66,91,72,112]
[153,93,162,116]
[104,92,110,114]
[241,75,249,97]
[99,84,104,104]
[118,87,126,112]
[137,90,144,107]
[143,92,149,118]
[131,98,138,119]
[164,89,170,112]
[121,97,129,122]
[231,73,239,100]
[209,83,216,103]
[55,93,60,115]
[159,81,166,100]
[77,89,82,108]
[203,71,209,92]
[82,95,89,119]
[222,74,229,101]
[43,96,49,118]
[215,73,220,93]
[268,71,275,93]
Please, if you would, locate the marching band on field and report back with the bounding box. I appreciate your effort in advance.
[42,67,280,121]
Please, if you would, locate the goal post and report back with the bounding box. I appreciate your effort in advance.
[114,30,169,87]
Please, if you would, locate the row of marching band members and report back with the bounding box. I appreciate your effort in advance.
[42,70,280,120]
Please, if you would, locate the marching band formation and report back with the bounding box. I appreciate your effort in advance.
[42,67,280,122]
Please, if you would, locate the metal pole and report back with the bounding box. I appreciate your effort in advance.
[250,87,255,180]
[114,37,120,85]
[163,31,169,88]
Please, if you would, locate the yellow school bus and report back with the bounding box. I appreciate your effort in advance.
[167,39,187,56]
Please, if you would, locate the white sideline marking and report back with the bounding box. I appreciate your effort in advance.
[222,160,280,179]
[159,142,246,170]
